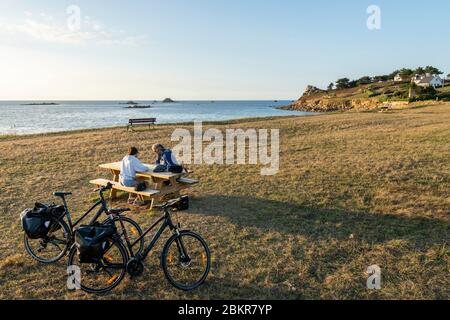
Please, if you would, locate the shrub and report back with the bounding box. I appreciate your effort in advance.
[437,92,450,101]
[367,90,381,98]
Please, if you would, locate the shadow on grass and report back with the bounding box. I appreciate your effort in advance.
[192,195,448,247]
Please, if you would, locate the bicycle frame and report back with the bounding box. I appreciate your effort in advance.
[58,190,109,233]
[128,208,181,261]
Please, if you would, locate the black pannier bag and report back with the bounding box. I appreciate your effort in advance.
[168,165,183,174]
[153,164,167,172]
[21,203,65,239]
[75,224,116,263]
[21,208,52,239]
[175,196,189,211]
[135,181,147,192]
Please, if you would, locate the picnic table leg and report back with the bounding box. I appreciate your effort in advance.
[147,198,154,211]
[110,169,119,200]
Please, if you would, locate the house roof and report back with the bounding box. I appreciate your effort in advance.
[417,75,441,84]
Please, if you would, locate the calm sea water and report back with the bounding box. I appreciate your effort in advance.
[0,100,311,135]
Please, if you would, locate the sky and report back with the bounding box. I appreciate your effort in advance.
[0,0,449,100]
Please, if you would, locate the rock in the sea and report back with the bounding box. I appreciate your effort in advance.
[162,98,176,103]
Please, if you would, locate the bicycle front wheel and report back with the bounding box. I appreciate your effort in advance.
[161,230,211,291]
[67,239,128,294]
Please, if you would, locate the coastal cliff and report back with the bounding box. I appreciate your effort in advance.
[283,85,383,112]
[283,77,450,112]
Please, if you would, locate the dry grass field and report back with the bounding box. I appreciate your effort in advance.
[0,103,449,300]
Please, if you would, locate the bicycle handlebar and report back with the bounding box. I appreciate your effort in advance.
[93,182,113,193]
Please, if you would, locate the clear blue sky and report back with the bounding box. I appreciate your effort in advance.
[0,0,449,100]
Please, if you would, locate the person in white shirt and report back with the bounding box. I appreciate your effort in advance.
[119,146,149,205]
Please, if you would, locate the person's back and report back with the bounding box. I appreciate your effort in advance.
[160,149,179,167]
[119,147,149,187]
[120,155,138,182]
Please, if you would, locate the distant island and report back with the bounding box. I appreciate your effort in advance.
[119,101,140,105]
[162,98,176,103]
[21,102,59,106]
[282,65,449,112]
[124,105,152,109]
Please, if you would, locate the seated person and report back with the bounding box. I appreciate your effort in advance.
[119,147,149,205]
[151,143,182,172]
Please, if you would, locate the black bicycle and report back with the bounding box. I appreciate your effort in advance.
[67,197,211,294]
[24,183,145,264]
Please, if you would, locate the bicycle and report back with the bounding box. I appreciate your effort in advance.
[67,197,211,294]
[24,183,145,264]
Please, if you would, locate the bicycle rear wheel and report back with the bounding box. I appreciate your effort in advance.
[24,218,70,264]
[67,238,128,294]
[161,230,211,291]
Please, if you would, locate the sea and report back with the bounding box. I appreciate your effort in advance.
[0,100,312,135]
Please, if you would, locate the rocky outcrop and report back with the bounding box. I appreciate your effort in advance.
[282,85,382,112]
[162,98,176,103]
[285,97,382,112]
[302,85,326,97]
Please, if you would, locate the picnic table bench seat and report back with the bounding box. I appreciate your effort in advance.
[177,177,199,185]
[90,178,160,200]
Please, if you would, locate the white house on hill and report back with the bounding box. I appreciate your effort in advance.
[413,74,443,88]
[394,74,410,82]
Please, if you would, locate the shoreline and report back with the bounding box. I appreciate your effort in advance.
[0,113,318,140]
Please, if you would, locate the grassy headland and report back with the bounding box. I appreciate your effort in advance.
[0,103,449,299]
[284,66,450,112]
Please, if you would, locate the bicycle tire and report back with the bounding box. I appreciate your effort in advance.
[24,217,71,264]
[102,216,145,256]
[67,238,128,294]
[161,230,211,291]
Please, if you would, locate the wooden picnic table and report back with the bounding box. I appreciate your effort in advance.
[98,162,197,200]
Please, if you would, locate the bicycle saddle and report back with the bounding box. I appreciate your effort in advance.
[53,192,73,197]
[109,208,131,214]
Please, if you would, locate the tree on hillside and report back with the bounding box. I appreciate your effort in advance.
[398,68,414,78]
[373,75,389,82]
[357,76,372,85]
[415,67,425,75]
[348,80,358,88]
[327,83,334,91]
[424,66,443,75]
[335,78,351,90]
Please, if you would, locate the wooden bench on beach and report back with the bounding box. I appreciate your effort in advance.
[127,118,157,131]
[90,178,160,205]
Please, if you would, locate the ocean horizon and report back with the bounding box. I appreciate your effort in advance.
[0,100,312,135]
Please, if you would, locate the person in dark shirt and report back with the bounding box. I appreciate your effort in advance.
[152,144,180,170]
